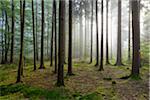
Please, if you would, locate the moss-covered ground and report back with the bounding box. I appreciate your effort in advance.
[0,60,149,100]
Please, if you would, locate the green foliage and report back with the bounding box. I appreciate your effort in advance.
[0,83,72,100]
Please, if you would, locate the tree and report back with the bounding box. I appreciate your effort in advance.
[106,0,110,65]
[115,0,123,66]
[99,0,104,71]
[128,0,131,62]
[32,0,36,70]
[54,0,57,73]
[131,0,140,76]
[95,0,99,66]
[67,0,73,75]
[57,0,66,86]
[1,7,4,64]
[39,0,45,69]
[90,0,93,64]
[16,0,25,83]
[10,0,15,63]
[50,0,54,67]
[35,0,39,61]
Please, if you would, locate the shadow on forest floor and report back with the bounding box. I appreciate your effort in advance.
[0,61,149,100]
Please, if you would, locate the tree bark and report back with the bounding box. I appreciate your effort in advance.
[57,0,65,86]
[10,0,15,63]
[90,0,93,64]
[54,0,57,73]
[32,0,36,70]
[35,0,39,61]
[131,0,140,76]
[39,0,45,69]
[95,0,99,66]
[50,0,55,67]
[106,0,110,65]
[128,0,131,62]
[16,0,25,83]
[115,0,123,66]
[99,0,104,71]
[68,0,73,75]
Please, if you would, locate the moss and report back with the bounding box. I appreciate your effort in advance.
[130,74,141,80]
[103,77,112,81]
[0,83,72,100]
[112,81,116,85]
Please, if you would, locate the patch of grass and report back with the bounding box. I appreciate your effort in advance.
[79,92,102,100]
[0,83,72,100]
[130,74,141,80]
[103,77,112,81]
[96,86,119,100]
[112,81,116,85]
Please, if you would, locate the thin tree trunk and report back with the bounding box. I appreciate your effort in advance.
[50,0,54,66]
[32,0,36,70]
[57,0,65,86]
[1,6,4,64]
[99,0,104,71]
[54,0,57,73]
[90,0,93,64]
[106,0,110,65]
[10,0,15,63]
[39,0,45,69]
[16,0,25,83]
[128,0,131,62]
[95,0,99,66]
[67,0,73,75]
[35,0,39,61]
[131,0,140,76]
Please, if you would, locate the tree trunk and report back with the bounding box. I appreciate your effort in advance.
[99,0,104,71]
[115,0,123,66]
[128,0,131,62]
[106,0,110,65]
[131,0,140,76]
[10,0,15,63]
[68,0,73,75]
[35,0,39,61]
[16,0,25,83]
[32,0,36,70]
[50,0,54,67]
[39,0,45,69]
[57,0,65,86]
[95,0,99,66]
[54,0,57,73]
[90,0,93,64]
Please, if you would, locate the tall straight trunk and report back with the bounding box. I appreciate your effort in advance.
[131,0,140,76]
[99,0,104,71]
[54,0,57,73]
[95,0,99,66]
[84,6,87,59]
[90,0,93,63]
[50,0,55,66]
[115,0,123,66]
[128,0,131,62]
[10,0,15,63]
[35,0,39,61]
[1,9,4,64]
[16,0,25,83]
[67,0,73,75]
[110,0,113,59]
[4,11,8,63]
[57,0,65,86]
[39,0,45,69]
[106,0,110,64]
[32,0,36,70]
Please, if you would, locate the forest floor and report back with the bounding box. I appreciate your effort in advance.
[0,60,149,100]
